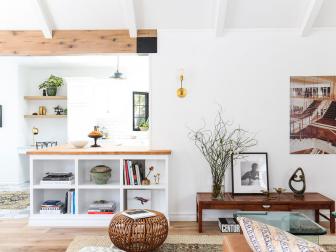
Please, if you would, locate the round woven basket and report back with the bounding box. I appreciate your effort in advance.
[108,210,168,252]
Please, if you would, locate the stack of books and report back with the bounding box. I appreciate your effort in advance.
[123,160,145,185]
[40,200,65,214]
[40,172,74,185]
[65,189,76,214]
[218,217,240,233]
[87,200,116,214]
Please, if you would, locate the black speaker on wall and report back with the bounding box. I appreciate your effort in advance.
[136,37,157,54]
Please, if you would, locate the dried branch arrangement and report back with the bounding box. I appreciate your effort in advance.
[189,108,257,198]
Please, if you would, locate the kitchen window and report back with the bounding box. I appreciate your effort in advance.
[133,92,149,131]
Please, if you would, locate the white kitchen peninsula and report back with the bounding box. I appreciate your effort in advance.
[27,145,171,227]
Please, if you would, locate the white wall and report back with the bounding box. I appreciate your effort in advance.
[0,63,26,184]
[151,30,336,220]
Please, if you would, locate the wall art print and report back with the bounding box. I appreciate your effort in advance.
[290,76,336,154]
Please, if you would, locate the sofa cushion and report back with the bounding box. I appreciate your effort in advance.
[237,216,325,252]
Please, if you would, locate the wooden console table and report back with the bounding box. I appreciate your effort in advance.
[196,192,335,233]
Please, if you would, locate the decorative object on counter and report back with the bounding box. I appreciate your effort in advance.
[138,118,149,131]
[64,108,67,115]
[127,190,151,209]
[109,210,168,252]
[70,140,88,149]
[232,152,269,195]
[176,69,187,98]
[87,200,116,214]
[289,167,306,198]
[54,105,64,115]
[154,173,160,184]
[90,165,112,184]
[32,126,39,145]
[274,187,286,199]
[38,106,47,115]
[42,89,47,96]
[88,126,103,147]
[142,166,154,185]
[32,112,38,115]
[35,141,57,149]
[189,108,256,199]
[38,75,64,96]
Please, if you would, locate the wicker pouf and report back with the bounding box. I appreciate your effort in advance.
[108,210,168,252]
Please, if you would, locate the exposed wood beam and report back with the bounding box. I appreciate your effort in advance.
[0,30,157,55]
[120,0,137,38]
[300,0,324,36]
[214,0,228,37]
[33,0,53,39]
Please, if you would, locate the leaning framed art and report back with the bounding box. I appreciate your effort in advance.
[231,152,269,195]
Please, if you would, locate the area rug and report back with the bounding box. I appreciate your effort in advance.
[66,235,223,252]
[0,191,30,219]
[0,191,29,209]
[66,234,336,252]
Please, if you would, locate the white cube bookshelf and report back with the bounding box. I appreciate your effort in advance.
[29,154,169,227]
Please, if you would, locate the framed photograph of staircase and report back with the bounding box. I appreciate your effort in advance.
[290,76,336,154]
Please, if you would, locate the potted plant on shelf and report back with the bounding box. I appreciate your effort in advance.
[189,108,256,199]
[38,75,64,96]
[139,119,149,131]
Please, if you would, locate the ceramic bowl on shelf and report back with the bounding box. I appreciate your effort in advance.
[70,140,88,148]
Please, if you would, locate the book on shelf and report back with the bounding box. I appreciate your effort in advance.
[123,160,146,186]
[42,172,74,180]
[122,209,155,220]
[87,200,116,215]
[40,180,74,185]
[41,172,74,184]
[218,218,240,233]
[40,200,65,214]
[65,189,75,214]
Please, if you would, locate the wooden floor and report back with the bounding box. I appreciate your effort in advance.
[0,219,332,252]
[0,219,223,252]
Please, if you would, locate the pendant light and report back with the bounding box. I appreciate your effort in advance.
[110,56,125,79]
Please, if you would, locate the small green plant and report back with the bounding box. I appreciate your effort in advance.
[38,75,64,90]
[139,118,149,129]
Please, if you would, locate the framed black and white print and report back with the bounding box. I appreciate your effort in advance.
[231,152,269,195]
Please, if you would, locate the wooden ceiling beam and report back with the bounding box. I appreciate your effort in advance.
[300,0,324,36]
[0,29,157,55]
[33,0,53,39]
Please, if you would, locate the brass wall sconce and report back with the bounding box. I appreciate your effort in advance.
[176,71,187,98]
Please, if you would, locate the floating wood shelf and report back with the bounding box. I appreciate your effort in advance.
[24,96,67,100]
[24,115,67,118]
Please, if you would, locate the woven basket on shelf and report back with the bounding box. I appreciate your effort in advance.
[108,210,168,252]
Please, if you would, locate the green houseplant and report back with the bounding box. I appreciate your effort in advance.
[139,118,149,131]
[189,109,256,199]
[38,75,64,96]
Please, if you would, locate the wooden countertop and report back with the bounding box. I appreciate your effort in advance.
[27,144,172,155]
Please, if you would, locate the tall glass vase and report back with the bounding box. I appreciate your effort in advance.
[212,177,225,200]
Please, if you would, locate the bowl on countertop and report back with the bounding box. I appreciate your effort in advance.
[70,140,88,148]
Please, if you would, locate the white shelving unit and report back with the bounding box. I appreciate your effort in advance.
[29,154,169,227]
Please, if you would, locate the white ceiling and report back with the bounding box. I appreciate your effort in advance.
[0,0,334,32]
